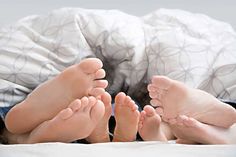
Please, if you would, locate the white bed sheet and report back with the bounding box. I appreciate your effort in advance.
[1,142,236,157]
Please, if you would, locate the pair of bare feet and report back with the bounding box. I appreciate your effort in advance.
[3,57,236,144]
[3,58,141,144]
[138,75,236,144]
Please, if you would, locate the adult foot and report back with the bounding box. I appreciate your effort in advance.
[138,105,167,141]
[148,75,236,128]
[170,115,236,144]
[86,92,112,143]
[113,92,140,142]
[26,97,105,143]
[6,58,108,134]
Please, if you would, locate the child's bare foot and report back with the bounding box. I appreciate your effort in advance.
[138,105,167,141]
[148,75,236,128]
[113,92,140,142]
[170,115,236,144]
[86,92,112,143]
[25,97,105,143]
[5,58,108,134]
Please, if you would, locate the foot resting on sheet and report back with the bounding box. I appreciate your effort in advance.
[138,105,167,141]
[148,75,236,128]
[10,97,105,143]
[5,58,108,134]
[170,115,236,144]
[113,92,140,142]
[86,92,112,143]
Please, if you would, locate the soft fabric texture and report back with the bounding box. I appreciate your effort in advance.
[0,8,236,119]
[1,142,236,157]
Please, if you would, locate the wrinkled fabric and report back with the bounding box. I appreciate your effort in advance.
[0,8,236,117]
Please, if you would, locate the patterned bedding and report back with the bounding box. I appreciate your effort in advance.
[0,7,236,112]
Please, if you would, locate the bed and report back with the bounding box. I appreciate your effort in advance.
[0,6,236,157]
[1,141,236,157]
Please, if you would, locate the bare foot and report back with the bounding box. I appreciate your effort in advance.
[5,58,108,134]
[148,75,236,128]
[138,105,167,141]
[22,97,105,143]
[113,92,140,142]
[170,115,236,144]
[86,92,112,143]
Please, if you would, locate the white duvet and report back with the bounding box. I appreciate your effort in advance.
[0,8,236,108]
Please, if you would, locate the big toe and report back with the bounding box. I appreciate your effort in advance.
[143,105,156,117]
[152,75,172,90]
[79,58,103,74]
[100,92,112,106]
[90,100,105,122]
[115,92,126,105]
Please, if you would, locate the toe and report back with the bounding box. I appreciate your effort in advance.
[100,92,112,105]
[84,97,97,112]
[147,84,157,92]
[95,69,106,79]
[150,99,162,107]
[90,100,105,122]
[155,107,164,116]
[115,92,126,105]
[143,105,156,117]
[79,58,103,74]
[68,99,81,112]
[152,75,172,90]
[81,97,89,110]
[89,88,105,97]
[94,80,108,88]
[57,108,74,120]
[128,100,138,111]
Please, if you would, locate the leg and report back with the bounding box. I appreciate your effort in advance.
[5,58,108,134]
[112,92,140,142]
[148,75,236,128]
[170,115,236,144]
[86,92,112,143]
[138,105,168,141]
[4,97,105,144]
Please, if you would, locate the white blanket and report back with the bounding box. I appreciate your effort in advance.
[1,142,236,157]
[0,8,236,108]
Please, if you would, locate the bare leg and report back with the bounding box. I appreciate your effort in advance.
[138,105,167,141]
[5,58,108,134]
[86,92,112,143]
[148,75,236,128]
[170,115,236,144]
[112,92,140,142]
[4,97,105,144]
